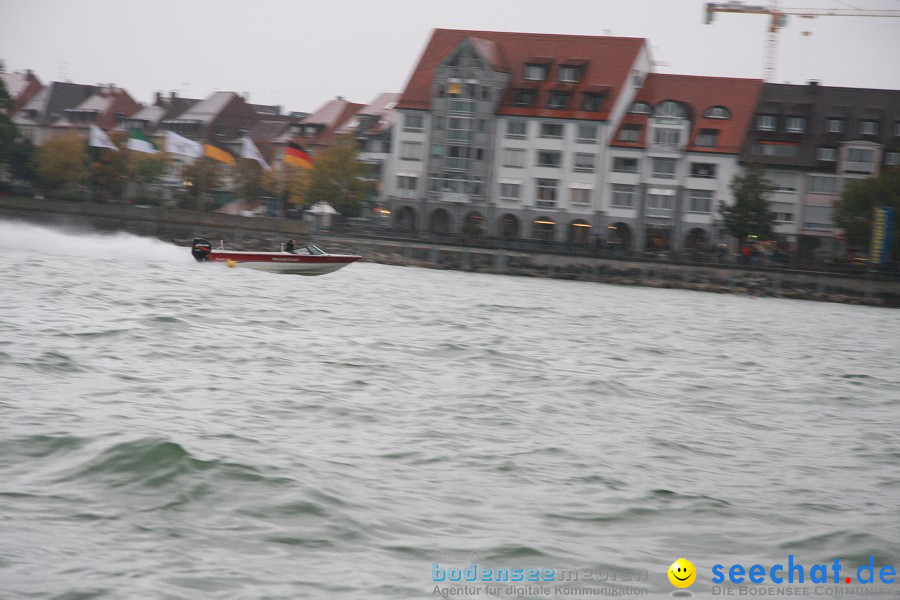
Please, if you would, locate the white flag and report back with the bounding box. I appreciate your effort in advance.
[88,124,118,151]
[165,130,203,158]
[241,136,271,171]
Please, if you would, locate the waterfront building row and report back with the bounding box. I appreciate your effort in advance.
[378,29,899,255]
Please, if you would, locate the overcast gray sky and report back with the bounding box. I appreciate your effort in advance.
[1,0,898,113]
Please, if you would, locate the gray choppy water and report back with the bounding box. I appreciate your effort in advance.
[1,220,899,599]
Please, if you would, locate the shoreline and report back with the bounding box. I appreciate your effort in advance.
[1,196,898,307]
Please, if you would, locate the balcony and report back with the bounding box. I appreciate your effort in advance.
[445,157,470,171]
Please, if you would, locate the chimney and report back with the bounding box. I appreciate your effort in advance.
[808,80,820,92]
[155,91,162,104]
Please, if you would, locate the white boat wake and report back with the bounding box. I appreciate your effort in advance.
[0,219,189,263]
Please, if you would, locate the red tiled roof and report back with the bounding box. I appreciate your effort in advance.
[300,99,365,147]
[610,73,763,154]
[397,29,647,121]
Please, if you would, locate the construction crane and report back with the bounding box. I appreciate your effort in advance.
[704,1,900,81]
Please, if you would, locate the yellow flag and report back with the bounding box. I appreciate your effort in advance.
[204,144,235,165]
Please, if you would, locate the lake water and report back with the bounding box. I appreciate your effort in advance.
[1,220,898,599]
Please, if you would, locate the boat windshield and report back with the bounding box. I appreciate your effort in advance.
[306,244,326,255]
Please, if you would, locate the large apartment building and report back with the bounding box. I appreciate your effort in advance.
[385,29,652,243]
[742,82,900,257]
[380,28,898,254]
[607,74,762,252]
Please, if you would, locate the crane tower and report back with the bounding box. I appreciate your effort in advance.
[704,1,900,81]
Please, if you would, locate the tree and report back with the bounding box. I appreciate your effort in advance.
[233,158,271,201]
[37,134,86,191]
[9,135,37,182]
[301,134,373,218]
[132,151,170,186]
[833,167,900,257]
[90,130,128,200]
[0,63,18,166]
[180,157,222,198]
[720,163,777,242]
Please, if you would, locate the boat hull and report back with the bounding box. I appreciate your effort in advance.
[208,251,360,275]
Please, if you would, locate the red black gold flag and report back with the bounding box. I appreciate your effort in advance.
[285,141,314,169]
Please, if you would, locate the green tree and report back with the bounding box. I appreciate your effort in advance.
[720,163,777,242]
[833,167,900,257]
[180,157,223,209]
[233,158,271,201]
[9,135,37,182]
[90,130,128,200]
[0,62,18,166]
[132,151,170,185]
[301,134,373,217]
[37,134,86,191]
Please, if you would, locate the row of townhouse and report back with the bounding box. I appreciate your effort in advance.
[379,29,900,255]
[2,70,391,180]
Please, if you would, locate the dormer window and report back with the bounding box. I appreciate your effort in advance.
[696,128,719,147]
[704,106,731,119]
[619,124,642,142]
[547,91,570,110]
[512,89,537,107]
[581,93,605,112]
[558,65,582,83]
[524,64,547,81]
[629,102,651,114]
[654,101,687,119]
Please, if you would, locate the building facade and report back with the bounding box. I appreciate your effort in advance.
[606,74,762,252]
[386,29,652,243]
[742,82,900,257]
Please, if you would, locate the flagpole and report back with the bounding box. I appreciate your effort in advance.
[123,146,131,203]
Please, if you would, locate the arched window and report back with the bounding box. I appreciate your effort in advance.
[654,101,686,119]
[629,102,651,114]
[704,106,731,119]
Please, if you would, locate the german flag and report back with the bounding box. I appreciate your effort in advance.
[284,141,314,169]
[204,142,235,165]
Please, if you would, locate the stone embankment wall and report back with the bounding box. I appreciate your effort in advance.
[315,238,900,307]
[2,197,898,307]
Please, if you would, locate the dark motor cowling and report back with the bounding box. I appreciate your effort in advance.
[191,238,212,261]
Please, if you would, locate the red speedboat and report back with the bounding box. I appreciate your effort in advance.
[191,238,360,275]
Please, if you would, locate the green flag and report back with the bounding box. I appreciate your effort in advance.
[127,129,158,154]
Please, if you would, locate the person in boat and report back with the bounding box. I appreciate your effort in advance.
[285,239,296,253]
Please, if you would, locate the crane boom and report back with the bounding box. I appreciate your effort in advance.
[704,2,900,81]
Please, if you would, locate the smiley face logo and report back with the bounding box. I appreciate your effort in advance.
[668,558,696,588]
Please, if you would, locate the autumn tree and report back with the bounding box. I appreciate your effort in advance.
[37,134,87,192]
[833,167,900,257]
[301,134,373,217]
[180,157,222,201]
[233,158,272,201]
[720,163,777,242]
[90,130,128,200]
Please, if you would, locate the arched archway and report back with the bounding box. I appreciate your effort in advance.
[685,228,708,251]
[645,225,672,252]
[532,216,556,241]
[568,219,592,245]
[462,211,486,239]
[498,214,520,240]
[607,222,631,251]
[429,208,451,234]
[395,206,417,231]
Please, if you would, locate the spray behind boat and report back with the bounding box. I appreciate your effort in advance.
[191,238,212,261]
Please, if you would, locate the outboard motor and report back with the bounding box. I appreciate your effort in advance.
[191,238,212,262]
